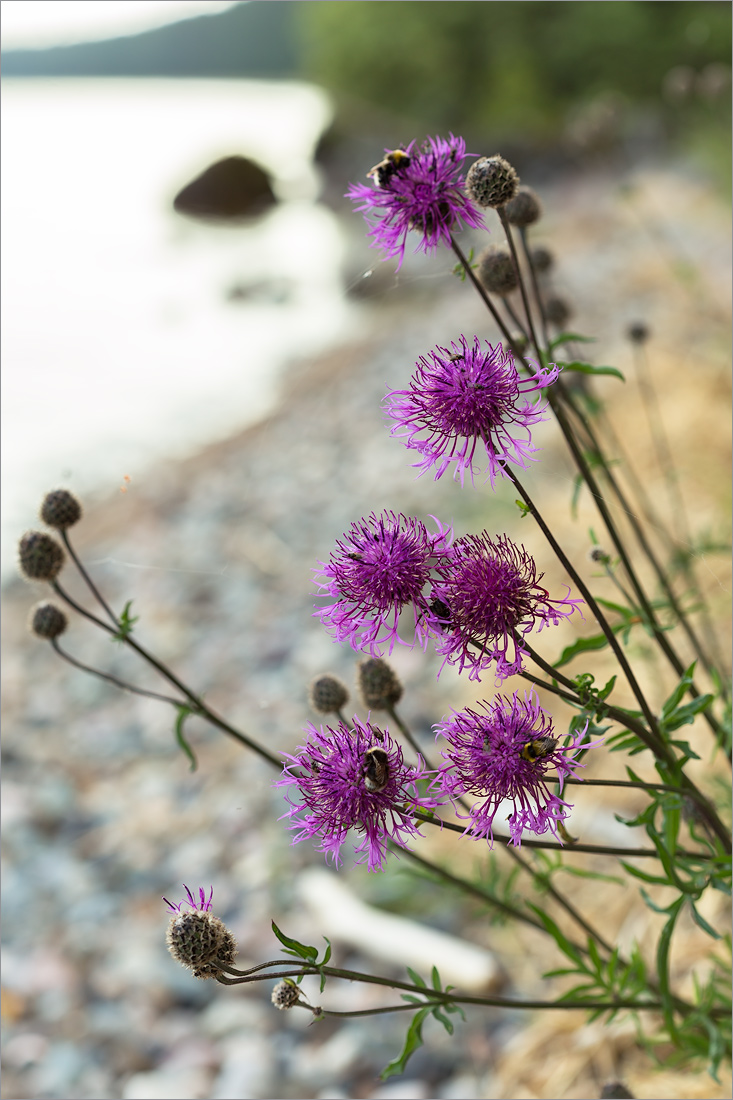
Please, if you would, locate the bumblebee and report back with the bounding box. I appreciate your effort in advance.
[363,746,390,792]
[428,597,452,629]
[367,149,411,188]
[520,736,558,763]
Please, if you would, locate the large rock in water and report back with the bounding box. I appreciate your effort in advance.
[173,156,276,221]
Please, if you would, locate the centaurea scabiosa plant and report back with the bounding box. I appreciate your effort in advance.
[277,716,443,872]
[385,334,559,487]
[17,133,731,1089]
[312,509,454,655]
[347,134,485,268]
[437,691,593,846]
[429,531,583,682]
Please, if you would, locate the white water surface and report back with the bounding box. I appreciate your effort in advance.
[2,78,355,576]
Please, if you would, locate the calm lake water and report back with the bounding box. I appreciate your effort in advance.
[2,78,356,576]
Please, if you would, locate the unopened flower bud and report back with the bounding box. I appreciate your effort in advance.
[19,531,65,582]
[530,245,554,274]
[465,155,520,209]
[357,657,403,709]
[271,979,301,1010]
[30,601,68,639]
[308,674,349,714]
[40,489,82,531]
[588,547,610,564]
[477,245,518,296]
[166,907,237,980]
[504,186,542,227]
[626,321,650,345]
[544,295,572,328]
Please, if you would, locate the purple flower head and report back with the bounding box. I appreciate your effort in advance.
[346,134,485,268]
[429,532,583,682]
[163,884,214,914]
[436,691,597,845]
[313,510,454,657]
[276,716,444,872]
[386,336,559,487]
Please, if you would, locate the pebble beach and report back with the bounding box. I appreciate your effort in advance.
[3,165,731,1100]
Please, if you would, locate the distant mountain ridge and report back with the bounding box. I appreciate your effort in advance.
[1,1,300,79]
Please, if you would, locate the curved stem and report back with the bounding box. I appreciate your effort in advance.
[518,226,550,348]
[61,530,119,627]
[52,580,282,769]
[51,640,185,706]
[498,209,543,360]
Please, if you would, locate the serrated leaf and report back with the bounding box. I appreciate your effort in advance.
[380,1005,431,1080]
[271,921,318,962]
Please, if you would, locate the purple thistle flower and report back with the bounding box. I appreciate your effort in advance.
[313,510,454,656]
[163,884,214,913]
[429,532,583,682]
[276,716,444,872]
[386,336,559,487]
[436,691,596,846]
[346,134,485,268]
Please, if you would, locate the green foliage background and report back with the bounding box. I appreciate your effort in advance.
[298,1,730,143]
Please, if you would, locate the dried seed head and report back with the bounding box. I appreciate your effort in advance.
[465,155,520,209]
[271,979,301,1010]
[19,531,65,582]
[30,601,68,640]
[530,245,554,274]
[544,295,572,328]
[477,245,518,296]
[40,489,82,531]
[166,909,237,980]
[626,321,650,345]
[504,186,542,227]
[308,674,350,714]
[357,657,403,709]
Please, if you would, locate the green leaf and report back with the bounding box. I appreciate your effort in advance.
[549,332,596,351]
[380,1005,432,1080]
[554,632,611,668]
[559,359,625,382]
[688,903,722,940]
[111,599,139,642]
[406,966,427,988]
[656,897,685,1032]
[525,903,584,966]
[661,696,714,734]
[174,705,197,772]
[270,921,318,963]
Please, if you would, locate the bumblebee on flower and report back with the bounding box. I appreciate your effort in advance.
[276,716,445,872]
[436,691,598,847]
[347,134,485,268]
